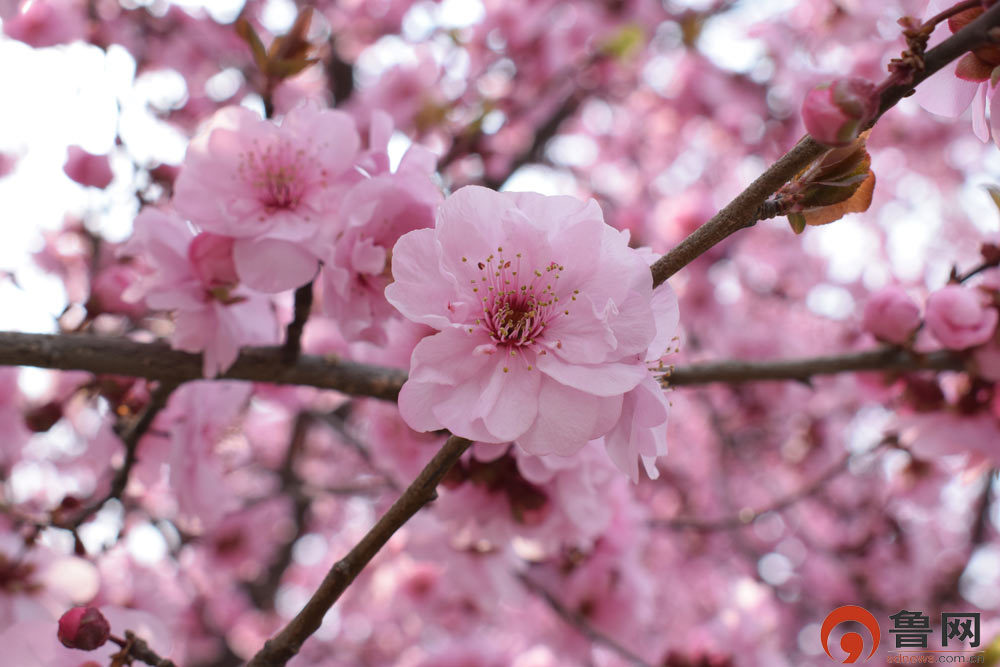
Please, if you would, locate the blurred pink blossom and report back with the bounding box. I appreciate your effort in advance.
[63,146,113,189]
[123,207,277,376]
[925,285,998,350]
[861,286,921,345]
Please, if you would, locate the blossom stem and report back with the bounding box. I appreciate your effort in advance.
[246,434,472,667]
[649,1,1000,289]
[109,631,177,667]
[282,281,314,363]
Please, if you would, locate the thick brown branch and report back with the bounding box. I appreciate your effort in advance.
[246,435,472,667]
[665,348,965,386]
[649,3,1000,288]
[0,331,406,401]
[0,332,969,398]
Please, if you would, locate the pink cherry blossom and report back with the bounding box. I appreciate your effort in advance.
[123,207,278,376]
[924,284,998,350]
[173,104,361,292]
[861,286,921,345]
[915,1,1000,147]
[63,146,113,189]
[321,113,442,344]
[386,185,672,467]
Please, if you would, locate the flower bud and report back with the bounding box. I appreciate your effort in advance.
[801,78,879,147]
[58,606,111,651]
[188,233,239,288]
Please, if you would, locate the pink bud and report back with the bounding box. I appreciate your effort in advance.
[862,287,921,345]
[801,78,879,146]
[188,233,239,288]
[925,285,998,350]
[63,146,114,189]
[57,606,111,651]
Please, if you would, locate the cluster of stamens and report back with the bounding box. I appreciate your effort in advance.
[239,142,312,212]
[462,247,579,369]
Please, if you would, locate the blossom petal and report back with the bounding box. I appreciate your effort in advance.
[386,229,466,329]
[482,362,541,442]
[232,237,319,293]
[535,352,646,396]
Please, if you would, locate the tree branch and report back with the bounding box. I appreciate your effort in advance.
[650,453,852,531]
[649,3,1000,288]
[517,572,654,667]
[665,348,965,387]
[0,331,406,401]
[61,379,179,529]
[246,434,472,667]
[0,332,969,399]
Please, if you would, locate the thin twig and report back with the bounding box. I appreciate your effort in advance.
[650,453,852,531]
[110,630,177,667]
[60,380,179,529]
[517,572,654,667]
[246,412,313,610]
[649,3,1000,288]
[246,435,472,667]
[282,281,314,364]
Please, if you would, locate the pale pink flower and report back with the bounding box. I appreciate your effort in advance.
[3,0,86,48]
[123,208,278,376]
[861,286,921,345]
[386,186,672,465]
[321,113,441,344]
[155,381,251,529]
[173,104,361,292]
[916,1,1000,147]
[63,146,113,189]
[924,285,998,350]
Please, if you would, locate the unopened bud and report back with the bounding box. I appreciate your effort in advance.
[802,78,879,147]
[58,606,111,651]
